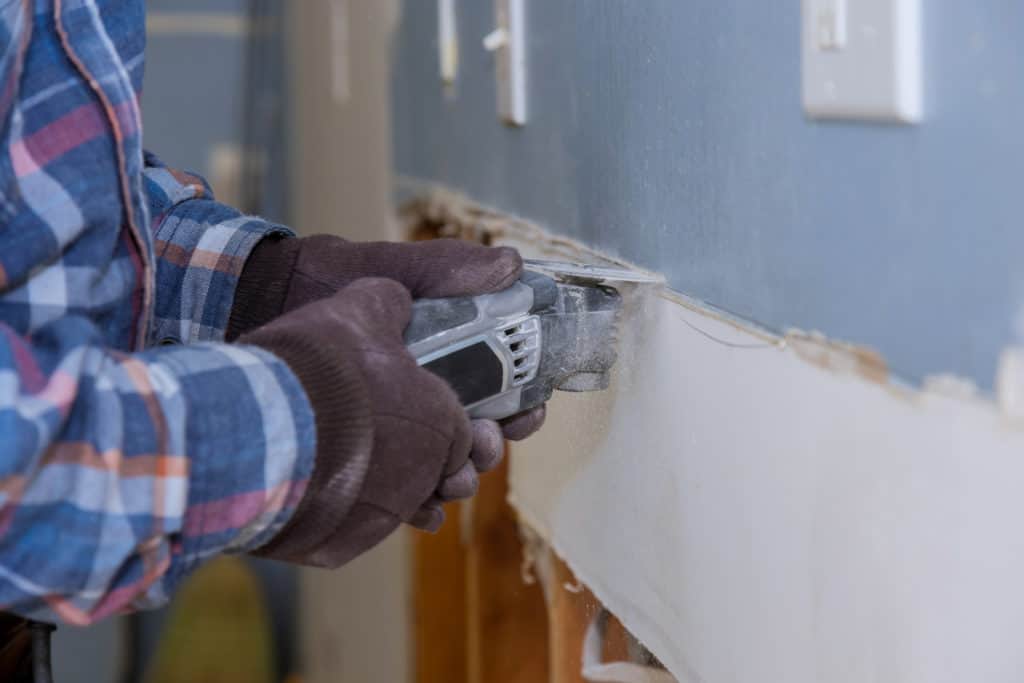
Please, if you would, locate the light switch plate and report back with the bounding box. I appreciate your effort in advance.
[486,0,526,126]
[438,0,457,87]
[801,0,922,123]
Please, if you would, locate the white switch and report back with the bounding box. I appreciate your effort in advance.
[438,0,457,87]
[486,0,526,126]
[482,27,507,52]
[815,0,846,50]
[802,0,921,123]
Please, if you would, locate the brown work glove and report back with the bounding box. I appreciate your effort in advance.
[229,235,523,337]
[229,235,547,441]
[242,278,519,568]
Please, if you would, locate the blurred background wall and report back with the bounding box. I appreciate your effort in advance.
[286,5,408,683]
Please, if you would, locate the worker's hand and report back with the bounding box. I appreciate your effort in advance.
[229,235,547,444]
[241,278,515,568]
[229,235,523,333]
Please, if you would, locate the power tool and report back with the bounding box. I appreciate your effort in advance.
[404,259,657,419]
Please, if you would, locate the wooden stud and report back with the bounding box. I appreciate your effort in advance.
[407,213,647,682]
[544,557,603,683]
[411,218,546,682]
[466,454,550,683]
[413,500,469,683]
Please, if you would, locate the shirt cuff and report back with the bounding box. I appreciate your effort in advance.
[142,342,317,587]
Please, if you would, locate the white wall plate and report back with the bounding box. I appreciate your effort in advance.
[802,0,922,123]
[484,0,526,126]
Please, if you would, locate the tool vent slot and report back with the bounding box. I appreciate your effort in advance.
[500,315,541,387]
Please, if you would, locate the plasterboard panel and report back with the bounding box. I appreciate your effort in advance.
[493,228,1024,683]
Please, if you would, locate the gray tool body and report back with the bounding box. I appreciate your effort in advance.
[403,262,626,419]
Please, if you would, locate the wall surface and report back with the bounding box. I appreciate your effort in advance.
[144,0,248,179]
[145,0,290,218]
[388,4,1024,680]
[392,1,1024,390]
[288,0,402,241]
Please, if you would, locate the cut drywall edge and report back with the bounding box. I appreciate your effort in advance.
[400,183,1024,682]
[515,513,691,683]
[398,183,1014,417]
[500,273,1024,681]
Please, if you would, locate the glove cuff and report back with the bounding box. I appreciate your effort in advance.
[226,235,302,341]
[241,324,374,565]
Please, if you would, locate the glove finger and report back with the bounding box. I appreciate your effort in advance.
[291,238,522,301]
[438,462,479,501]
[332,277,413,338]
[382,240,523,298]
[445,406,474,476]
[499,405,547,441]
[403,365,473,479]
[423,364,474,477]
[469,419,504,473]
[409,498,445,532]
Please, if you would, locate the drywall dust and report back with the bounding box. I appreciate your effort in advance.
[400,188,658,277]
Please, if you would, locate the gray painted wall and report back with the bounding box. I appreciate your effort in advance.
[393,1,1024,389]
[144,0,289,219]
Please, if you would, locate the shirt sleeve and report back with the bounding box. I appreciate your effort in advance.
[0,315,316,624]
[142,152,291,345]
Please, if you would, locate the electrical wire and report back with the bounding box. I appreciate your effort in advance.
[680,317,783,350]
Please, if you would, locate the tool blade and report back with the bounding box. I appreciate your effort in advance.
[523,259,662,287]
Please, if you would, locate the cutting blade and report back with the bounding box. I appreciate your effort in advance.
[524,259,663,287]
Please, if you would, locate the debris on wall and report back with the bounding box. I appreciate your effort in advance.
[400,186,1021,413]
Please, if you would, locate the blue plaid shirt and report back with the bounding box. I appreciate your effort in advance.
[0,0,316,623]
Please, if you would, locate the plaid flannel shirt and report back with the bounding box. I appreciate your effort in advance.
[0,1,316,624]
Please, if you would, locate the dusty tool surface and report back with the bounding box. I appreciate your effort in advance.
[405,261,659,419]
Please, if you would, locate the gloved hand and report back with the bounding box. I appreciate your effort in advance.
[228,235,525,336]
[229,235,547,440]
[242,278,524,567]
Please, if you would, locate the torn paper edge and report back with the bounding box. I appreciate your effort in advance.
[397,183,1024,422]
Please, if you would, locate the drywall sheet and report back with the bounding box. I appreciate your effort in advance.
[393,1,1024,390]
[496,231,1024,683]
